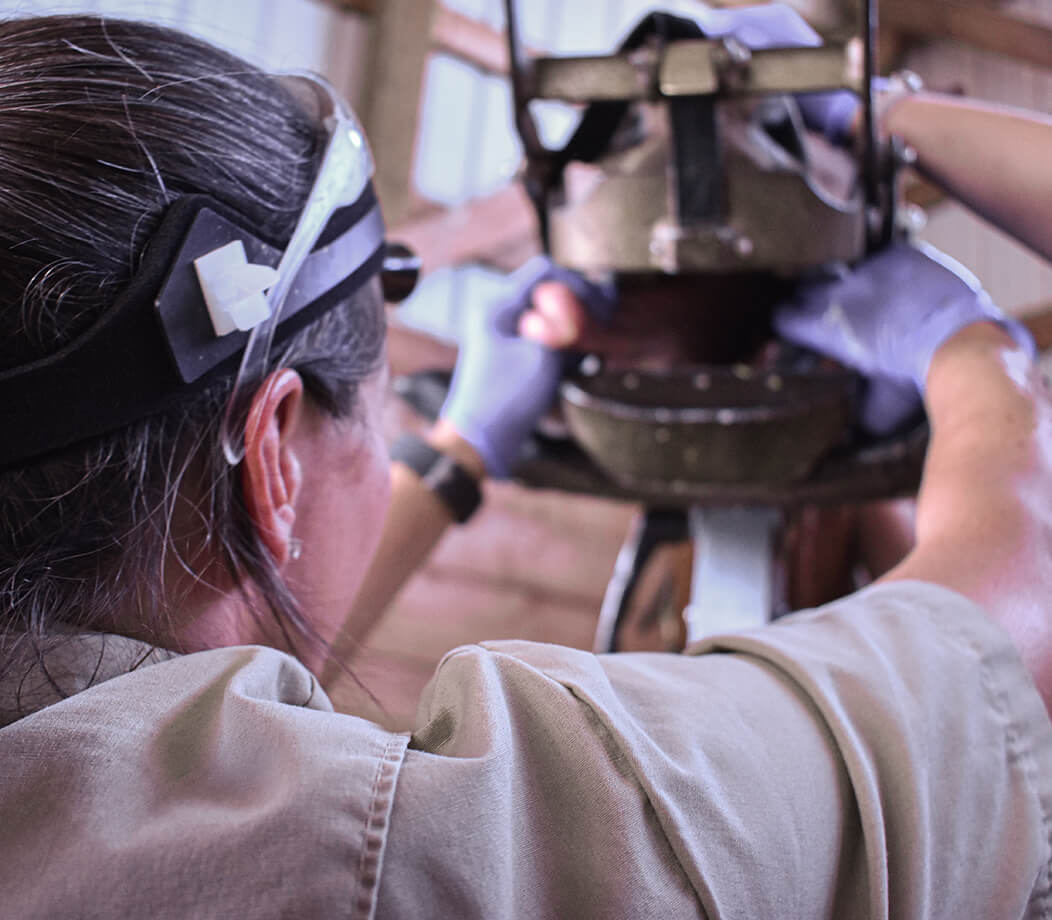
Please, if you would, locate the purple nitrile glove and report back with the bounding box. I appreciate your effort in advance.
[774,242,1035,435]
[686,1,860,145]
[440,256,616,479]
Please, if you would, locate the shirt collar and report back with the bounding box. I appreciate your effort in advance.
[0,632,177,727]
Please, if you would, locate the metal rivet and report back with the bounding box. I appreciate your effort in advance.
[721,36,752,67]
[716,409,736,425]
[623,373,640,390]
[693,373,711,390]
[654,408,673,423]
[732,364,754,380]
[655,427,671,444]
[683,446,700,465]
[733,235,754,259]
[765,374,783,392]
[579,354,601,376]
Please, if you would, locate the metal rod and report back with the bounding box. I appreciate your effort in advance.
[683,506,781,644]
[502,0,545,160]
[594,508,689,653]
[502,0,555,249]
[861,0,881,243]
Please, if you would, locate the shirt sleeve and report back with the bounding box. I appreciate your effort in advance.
[0,644,410,920]
[380,581,1052,920]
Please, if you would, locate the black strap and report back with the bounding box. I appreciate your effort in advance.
[0,185,384,469]
[389,434,483,524]
[555,14,706,171]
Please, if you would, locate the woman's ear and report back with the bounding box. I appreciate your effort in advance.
[241,369,305,566]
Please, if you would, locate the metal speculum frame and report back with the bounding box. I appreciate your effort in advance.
[504,0,890,276]
[499,0,919,507]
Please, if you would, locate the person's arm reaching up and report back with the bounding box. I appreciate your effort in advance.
[883,93,1052,263]
[886,323,1052,704]
[775,243,1052,711]
[797,45,1052,259]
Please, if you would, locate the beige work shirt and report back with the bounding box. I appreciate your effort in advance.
[1,581,1050,918]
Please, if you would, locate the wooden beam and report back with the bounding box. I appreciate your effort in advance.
[904,173,947,210]
[431,5,512,75]
[878,27,910,75]
[323,7,375,114]
[392,182,539,273]
[881,0,1052,71]
[360,0,437,226]
[1022,304,1052,352]
[323,0,376,13]
[386,321,457,377]
[481,232,543,274]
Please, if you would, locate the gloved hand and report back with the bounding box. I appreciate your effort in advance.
[685,1,860,144]
[773,242,1036,435]
[440,257,616,478]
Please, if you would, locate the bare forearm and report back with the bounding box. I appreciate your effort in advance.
[884,93,1052,261]
[907,328,1044,576]
[322,422,484,682]
[886,324,1052,704]
[354,421,483,630]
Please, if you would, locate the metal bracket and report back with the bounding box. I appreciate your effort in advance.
[683,506,783,643]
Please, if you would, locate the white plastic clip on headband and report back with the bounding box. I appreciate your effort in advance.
[194,241,280,336]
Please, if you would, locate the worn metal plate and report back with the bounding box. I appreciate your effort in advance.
[650,152,866,273]
[660,43,860,98]
[550,118,866,275]
[530,53,653,102]
[560,365,854,485]
[517,421,926,509]
[529,44,859,104]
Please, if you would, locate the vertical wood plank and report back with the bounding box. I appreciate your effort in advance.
[322,8,375,114]
[359,0,436,225]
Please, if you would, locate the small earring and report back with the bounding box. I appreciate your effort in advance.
[288,537,303,561]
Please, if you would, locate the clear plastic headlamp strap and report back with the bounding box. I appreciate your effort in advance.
[219,72,375,465]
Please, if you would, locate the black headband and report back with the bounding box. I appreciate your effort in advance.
[0,182,386,469]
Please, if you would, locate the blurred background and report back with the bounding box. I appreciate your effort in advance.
[3,0,1050,723]
[5,0,1049,331]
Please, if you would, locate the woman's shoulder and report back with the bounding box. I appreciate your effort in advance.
[0,635,408,919]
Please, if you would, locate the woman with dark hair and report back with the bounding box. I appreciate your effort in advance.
[2,11,1052,920]
[0,15,389,671]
